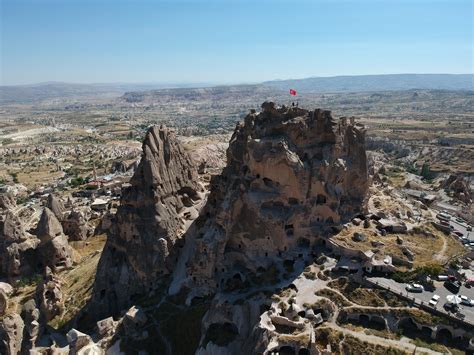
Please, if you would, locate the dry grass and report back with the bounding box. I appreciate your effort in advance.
[333,221,460,269]
[315,288,352,307]
[328,278,386,307]
[48,234,106,329]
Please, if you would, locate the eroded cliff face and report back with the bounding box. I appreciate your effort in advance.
[178,102,368,296]
[91,126,202,316]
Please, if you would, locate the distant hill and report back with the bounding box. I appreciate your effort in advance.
[1,74,472,104]
[0,82,215,104]
[120,84,278,103]
[263,74,473,93]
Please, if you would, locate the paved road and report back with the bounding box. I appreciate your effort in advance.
[449,218,473,242]
[368,277,474,325]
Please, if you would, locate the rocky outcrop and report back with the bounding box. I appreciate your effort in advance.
[91,125,202,316]
[0,211,39,279]
[35,208,73,271]
[62,210,93,241]
[0,193,16,211]
[67,328,104,355]
[46,193,66,222]
[36,267,64,321]
[179,103,368,295]
[0,313,24,355]
[442,174,472,204]
[21,299,41,351]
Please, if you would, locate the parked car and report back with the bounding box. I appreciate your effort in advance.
[429,294,440,306]
[443,302,459,312]
[406,283,424,293]
[453,230,464,237]
[456,217,465,223]
[437,212,451,221]
[444,280,461,293]
[467,225,472,231]
[437,275,449,281]
[460,295,474,306]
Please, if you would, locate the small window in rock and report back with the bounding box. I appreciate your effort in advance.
[288,198,299,205]
[316,194,327,204]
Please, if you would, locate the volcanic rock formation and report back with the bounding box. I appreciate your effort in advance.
[35,208,73,272]
[46,194,66,222]
[178,102,368,296]
[91,125,202,316]
[0,211,39,279]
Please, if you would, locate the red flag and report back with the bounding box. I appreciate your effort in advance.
[289,89,297,96]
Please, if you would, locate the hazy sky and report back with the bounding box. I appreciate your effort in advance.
[1,0,472,85]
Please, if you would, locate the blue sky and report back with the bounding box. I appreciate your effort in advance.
[1,0,472,85]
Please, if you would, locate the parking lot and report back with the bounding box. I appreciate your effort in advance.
[368,277,474,326]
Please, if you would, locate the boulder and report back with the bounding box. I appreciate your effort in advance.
[67,328,104,355]
[353,232,367,242]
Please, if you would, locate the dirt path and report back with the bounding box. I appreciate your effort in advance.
[434,235,448,261]
[323,324,445,355]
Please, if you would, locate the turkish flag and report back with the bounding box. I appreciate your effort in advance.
[289,89,297,96]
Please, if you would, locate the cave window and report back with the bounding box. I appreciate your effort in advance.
[316,194,327,205]
[265,252,268,257]
[238,244,242,249]
[326,217,334,224]
[285,224,294,230]
[288,198,299,205]
[256,174,260,179]
[100,289,106,300]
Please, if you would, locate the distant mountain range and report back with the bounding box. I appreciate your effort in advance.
[1,74,472,104]
[263,74,473,93]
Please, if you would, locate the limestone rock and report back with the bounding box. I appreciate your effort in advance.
[91,125,201,316]
[0,312,24,355]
